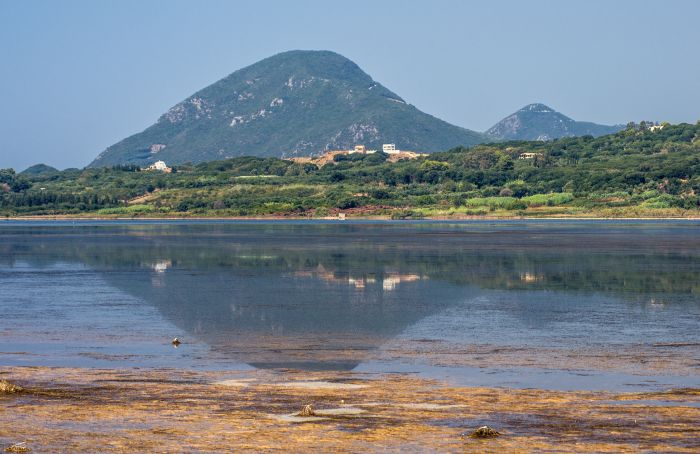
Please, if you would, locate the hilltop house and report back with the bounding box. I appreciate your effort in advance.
[146,160,171,172]
[349,145,377,154]
[382,143,399,154]
[286,142,425,166]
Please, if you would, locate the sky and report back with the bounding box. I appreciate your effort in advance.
[1,0,699,171]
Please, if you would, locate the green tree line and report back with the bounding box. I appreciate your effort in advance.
[2,122,699,217]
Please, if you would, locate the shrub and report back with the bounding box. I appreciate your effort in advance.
[465,197,525,210]
[96,204,155,215]
[499,187,513,197]
[522,193,574,207]
[390,209,424,220]
[337,198,358,209]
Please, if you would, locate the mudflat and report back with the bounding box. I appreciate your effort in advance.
[2,367,699,453]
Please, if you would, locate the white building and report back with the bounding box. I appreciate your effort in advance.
[348,144,377,154]
[147,160,170,172]
[382,143,399,154]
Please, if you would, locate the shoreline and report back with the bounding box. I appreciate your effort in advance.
[3,214,700,221]
[2,366,699,452]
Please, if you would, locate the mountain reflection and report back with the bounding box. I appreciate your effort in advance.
[2,221,699,370]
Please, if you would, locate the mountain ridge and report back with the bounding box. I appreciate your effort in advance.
[90,50,487,167]
[486,103,623,141]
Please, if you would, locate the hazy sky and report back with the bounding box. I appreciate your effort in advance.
[1,0,699,171]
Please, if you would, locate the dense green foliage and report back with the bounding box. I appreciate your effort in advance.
[19,163,59,176]
[90,50,486,167]
[3,123,699,217]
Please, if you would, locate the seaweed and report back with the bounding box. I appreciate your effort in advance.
[466,426,500,439]
[0,380,24,394]
[4,443,31,453]
[298,404,315,416]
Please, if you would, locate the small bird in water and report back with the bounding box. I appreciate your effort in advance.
[171,338,181,347]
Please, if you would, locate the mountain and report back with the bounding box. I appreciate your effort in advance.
[485,103,624,141]
[90,50,487,167]
[20,163,59,175]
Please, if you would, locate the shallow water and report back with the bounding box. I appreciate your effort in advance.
[1,220,699,391]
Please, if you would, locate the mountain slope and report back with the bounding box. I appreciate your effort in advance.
[20,163,59,175]
[90,50,487,167]
[486,103,623,141]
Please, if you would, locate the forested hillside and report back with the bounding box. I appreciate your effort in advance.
[3,123,699,218]
[485,103,623,140]
[89,50,486,167]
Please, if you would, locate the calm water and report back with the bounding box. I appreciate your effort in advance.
[1,220,699,391]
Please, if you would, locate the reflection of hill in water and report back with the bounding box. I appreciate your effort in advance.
[103,264,467,370]
[3,222,699,369]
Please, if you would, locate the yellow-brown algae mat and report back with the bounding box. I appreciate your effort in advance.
[1,367,699,452]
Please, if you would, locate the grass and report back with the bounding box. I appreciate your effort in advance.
[464,197,526,210]
[95,204,159,215]
[522,192,574,206]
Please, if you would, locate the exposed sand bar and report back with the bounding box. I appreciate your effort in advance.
[1,367,699,452]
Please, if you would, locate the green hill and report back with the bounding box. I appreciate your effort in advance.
[20,163,59,176]
[4,122,699,218]
[90,50,487,167]
[486,103,623,141]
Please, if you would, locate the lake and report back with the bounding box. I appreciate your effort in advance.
[1,220,699,391]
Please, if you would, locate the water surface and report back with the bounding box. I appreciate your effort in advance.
[1,220,699,391]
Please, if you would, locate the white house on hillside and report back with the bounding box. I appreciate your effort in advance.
[382,143,399,154]
[147,160,170,172]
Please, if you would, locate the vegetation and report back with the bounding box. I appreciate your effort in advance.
[19,163,59,176]
[2,123,700,218]
[0,380,24,394]
[90,50,486,167]
[485,103,623,140]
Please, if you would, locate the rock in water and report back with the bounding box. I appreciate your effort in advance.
[466,425,500,438]
[0,380,24,394]
[4,442,31,453]
[298,404,315,416]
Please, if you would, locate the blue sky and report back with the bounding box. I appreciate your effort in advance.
[1,0,699,170]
